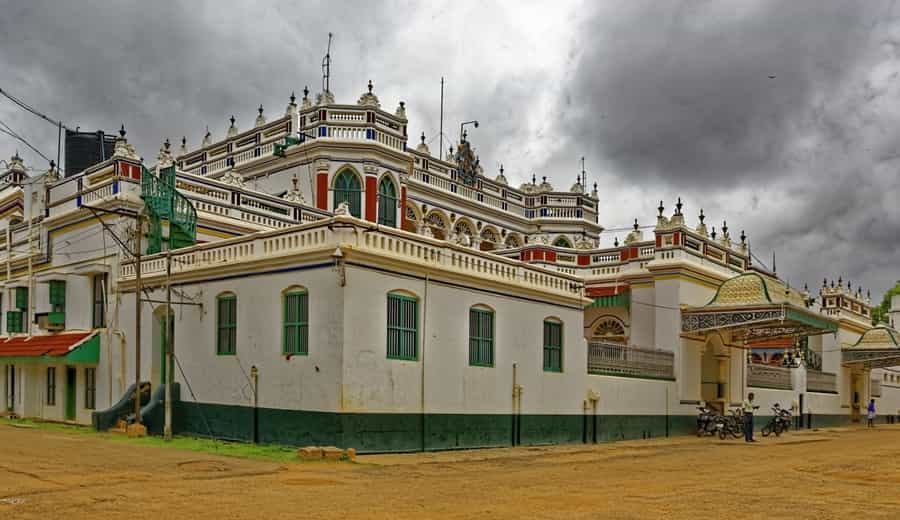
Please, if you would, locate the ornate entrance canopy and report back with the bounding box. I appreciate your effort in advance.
[842,326,900,369]
[681,273,837,344]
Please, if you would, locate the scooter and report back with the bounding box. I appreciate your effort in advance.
[761,404,792,437]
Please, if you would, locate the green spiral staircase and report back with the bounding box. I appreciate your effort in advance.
[141,165,197,254]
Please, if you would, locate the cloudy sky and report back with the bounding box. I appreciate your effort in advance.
[1,0,898,299]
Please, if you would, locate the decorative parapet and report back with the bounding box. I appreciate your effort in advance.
[806,370,837,394]
[587,342,675,380]
[747,363,793,391]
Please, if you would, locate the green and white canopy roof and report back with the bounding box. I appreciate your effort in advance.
[681,273,837,343]
[842,326,900,369]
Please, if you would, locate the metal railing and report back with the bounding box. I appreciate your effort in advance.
[747,363,793,391]
[587,342,675,379]
[806,370,837,393]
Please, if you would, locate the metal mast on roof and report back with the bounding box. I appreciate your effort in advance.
[322,32,333,94]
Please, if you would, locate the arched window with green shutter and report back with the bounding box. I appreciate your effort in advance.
[333,169,362,217]
[377,176,397,227]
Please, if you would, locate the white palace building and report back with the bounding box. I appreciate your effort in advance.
[1,80,899,452]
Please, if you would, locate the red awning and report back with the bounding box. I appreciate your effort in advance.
[586,285,629,298]
[0,332,95,357]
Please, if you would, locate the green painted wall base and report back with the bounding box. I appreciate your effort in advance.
[163,401,700,453]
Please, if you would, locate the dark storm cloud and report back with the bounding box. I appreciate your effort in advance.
[561,0,875,187]
[556,0,900,297]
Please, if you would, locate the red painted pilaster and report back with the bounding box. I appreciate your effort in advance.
[365,176,377,222]
[578,254,590,266]
[400,186,407,229]
[316,173,328,210]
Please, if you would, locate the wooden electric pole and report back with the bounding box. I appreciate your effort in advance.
[164,249,173,440]
[133,213,143,426]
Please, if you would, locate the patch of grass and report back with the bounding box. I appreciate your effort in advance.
[0,417,336,464]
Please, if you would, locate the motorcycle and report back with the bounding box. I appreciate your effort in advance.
[761,404,792,437]
[718,408,744,440]
[696,405,722,437]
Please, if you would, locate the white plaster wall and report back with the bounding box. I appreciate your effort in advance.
[119,265,344,413]
[629,285,655,349]
[341,265,588,415]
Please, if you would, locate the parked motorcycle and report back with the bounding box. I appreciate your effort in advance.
[718,408,745,440]
[761,404,792,437]
[696,405,722,437]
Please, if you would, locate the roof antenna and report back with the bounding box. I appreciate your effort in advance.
[581,156,586,195]
[322,32,333,94]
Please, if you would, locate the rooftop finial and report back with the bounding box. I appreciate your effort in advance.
[500,164,504,175]
[614,236,619,247]
[699,208,705,224]
[658,200,664,217]
[722,220,728,236]
[740,230,746,245]
[119,124,126,138]
[532,173,537,185]
[303,86,309,100]
[368,79,373,93]
[182,136,187,147]
[230,115,235,126]
[711,226,717,240]
[290,91,296,104]
[675,197,683,215]
[163,138,171,151]
[420,131,426,144]
[823,278,827,287]
[633,218,639,231]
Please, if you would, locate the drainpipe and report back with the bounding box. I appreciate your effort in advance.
[420,273,429,451]
[250,365,259,444]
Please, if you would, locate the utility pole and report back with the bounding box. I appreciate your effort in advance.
[439,77,444,159]
[164,249,173,440]
[133,213,143,427]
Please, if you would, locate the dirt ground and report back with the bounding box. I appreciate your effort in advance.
[2,423,900,519]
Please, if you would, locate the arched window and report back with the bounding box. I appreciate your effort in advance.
[553,236,573,248]
[543,318,563,372]
[333,169,362,217]
[283,288,309,355]
[469,306,495,367]
[377,176,397,227]
[216,293,237,355]
[591,317,626,345]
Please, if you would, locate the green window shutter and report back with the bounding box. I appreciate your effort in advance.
[543,320,563,372]
[84,368,96,409]
[469,308,495,367]
[216,295,237,355]
[333,170,362,218]
[49,280,66,312]
[46,367,56,406]
[387,293,418,360]
[283,291,309,355]
[377,177,397,227]
[15,287,28,311]
[6,311,22,334]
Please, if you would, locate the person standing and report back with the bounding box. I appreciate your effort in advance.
[743,392,758,442]
[867,399,876,428]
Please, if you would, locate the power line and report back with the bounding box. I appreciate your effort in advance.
[0,118,53,165]
[0,86,68,130]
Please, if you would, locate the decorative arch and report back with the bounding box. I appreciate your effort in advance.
[503,233,522,249]
[424,209,449,240]
[552,235,573,248]
[479,226,499,251]
[332,167,362,217]
[590,315,627,344]
[377,174,398,227]
[453,217,475,237]
[403,201,420,233]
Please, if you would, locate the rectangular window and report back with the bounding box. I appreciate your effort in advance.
[15,286,28,310]
[469,308,495,367]
[46,367,56,406]
[49,280,66,313]
[216,295,237,355]
[543,320,563,372]
[92,274,107,328]
[283,291,309,355]
[84,367,96,409]
[386,294,418,360]
[6,311,23,334]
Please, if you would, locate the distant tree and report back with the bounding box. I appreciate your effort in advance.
[872,280,900,326]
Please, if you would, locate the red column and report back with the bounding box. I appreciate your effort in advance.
[365,176,377,222]
[316,173,328,210]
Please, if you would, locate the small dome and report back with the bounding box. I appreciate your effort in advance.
[538,176,553,192]
[226,115,238,137]
[495,164,508,185]
[416,132,430,154]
